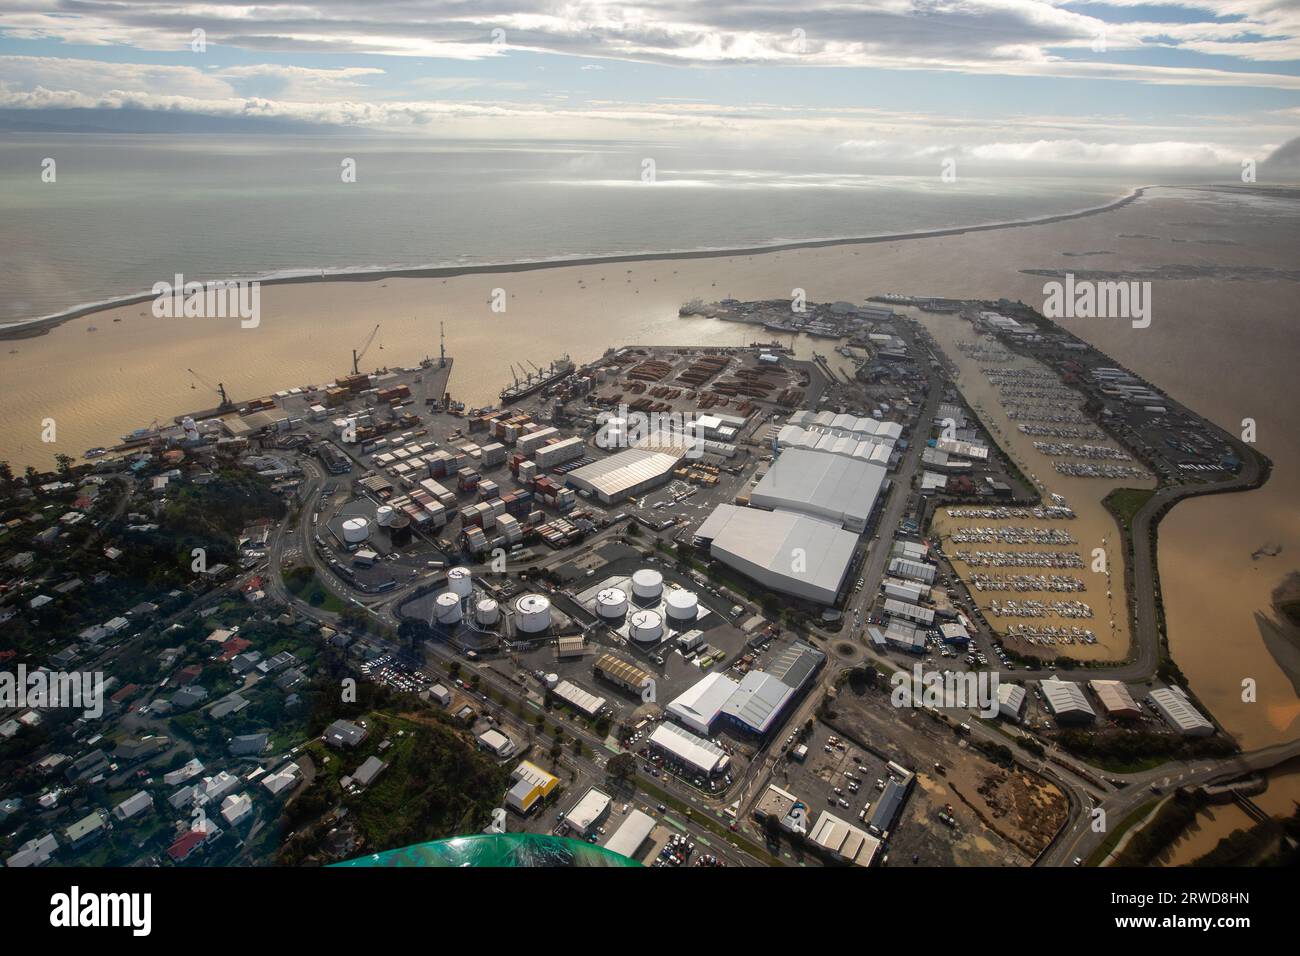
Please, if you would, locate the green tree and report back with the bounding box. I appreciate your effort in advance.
[607,752,637,782]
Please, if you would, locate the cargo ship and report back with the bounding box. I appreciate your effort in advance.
[499,355,574,404]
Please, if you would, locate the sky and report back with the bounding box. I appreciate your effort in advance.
[1,0,1299,171]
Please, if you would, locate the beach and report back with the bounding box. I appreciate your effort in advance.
[2,184,1297,771]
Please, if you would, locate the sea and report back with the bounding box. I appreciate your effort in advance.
[0,134,1155,325]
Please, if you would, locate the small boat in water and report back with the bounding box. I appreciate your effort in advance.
[83,447,107,459]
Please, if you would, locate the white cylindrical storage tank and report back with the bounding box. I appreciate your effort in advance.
[631,569,663,601]
[434,591,462,624]
[665,589,699,622]
[629,609,663,644]
[544,673,559,689]
[375,505,395,527]
[342,517,370,544]
[447,566,473,598]
[596,587,628,619]
[475,598,500,625]
[514,594,551,634]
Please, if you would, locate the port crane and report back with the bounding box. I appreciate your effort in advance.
[352,323,381,376]
[187,368,231,408]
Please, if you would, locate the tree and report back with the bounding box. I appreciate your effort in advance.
[0,460,13,493]
[55,453,74,478]
[607,752,637,781]
[24,466,42,495]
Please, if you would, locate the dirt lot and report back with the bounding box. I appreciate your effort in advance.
[825,684,1068,866]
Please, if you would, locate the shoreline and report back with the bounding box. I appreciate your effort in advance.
[0,184,1151,342]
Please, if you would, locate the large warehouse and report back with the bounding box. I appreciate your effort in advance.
[564,446,685,504]
[1040,678,1097,724]
[665,672,740,735]
[648,722,731,777]
[1088,679,1142,719]
[694,504,857,604]
[1147,687,1215,736]
[721,670,796,737]
[603,809,657,860]
[749,447,887,533]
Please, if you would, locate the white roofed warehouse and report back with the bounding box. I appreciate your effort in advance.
[565,446,685,503]
[648,722,731,777]
[665,672,739,735]
[694,504,857,605]
[551,680,606,718]
[563,787,612,834]
[996,683,1026,723]
[721,670,796,737]
[750,447,886,533]
[1147,687,1215,736]
[1040,678,1096,724]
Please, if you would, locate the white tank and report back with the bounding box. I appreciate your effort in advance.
[434,591,462,624]
[629,609,663,643]
[595,587,628,619]
[375,505,395,527]
[447,566,473,598]
[544,673,559,689]
[182,416,199,441]
[342,517,370,543]
[631,568,663,601]
[514,594,551,634]
[475,598,499,625]
[665,589,699,622]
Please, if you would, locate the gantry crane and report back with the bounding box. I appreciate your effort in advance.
[352,323,381,375]
[187,368,230,408]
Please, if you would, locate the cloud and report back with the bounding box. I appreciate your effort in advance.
[2,0,1298,86]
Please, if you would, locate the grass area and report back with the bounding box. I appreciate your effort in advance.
[632,776,782,867]
[282,565,347,613]
[1086,796,1162,866]
[1103,487,1156,535]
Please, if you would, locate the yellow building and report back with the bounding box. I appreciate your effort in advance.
[506,760,558,814]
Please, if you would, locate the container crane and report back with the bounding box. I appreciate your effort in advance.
[352,323,381,376]
[187,368,230,408]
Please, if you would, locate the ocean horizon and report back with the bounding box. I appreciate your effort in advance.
[0,135,1170,325]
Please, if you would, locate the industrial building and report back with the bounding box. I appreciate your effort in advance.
[648,722,731,777]
[1040,678,1097,724]
[604,809,657,860]
[883,598,935,626]
[694,504,858,604]
[1147,687,1215,736]
[997,683,1026,722]
[665,672,739,735]
[809,810,882,867]
[867,619,927,654]
[563,788,612,834]
[888,557,937,584]
[1088,680,1143,720]
[506,760,558,814]
[477,728,516,758]
[594,654,652,696]
[765,640,826,693]
[721,670,796,737]
[551,680,607,718]
[867,776,911,837]
[564,446,685,504]
[749,447,886,533]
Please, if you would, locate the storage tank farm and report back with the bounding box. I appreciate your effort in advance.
[475,598,500,626]
[434,590,462,625]
[595,586,629,619]
[514,593,552,635]
[665,588,699,624]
